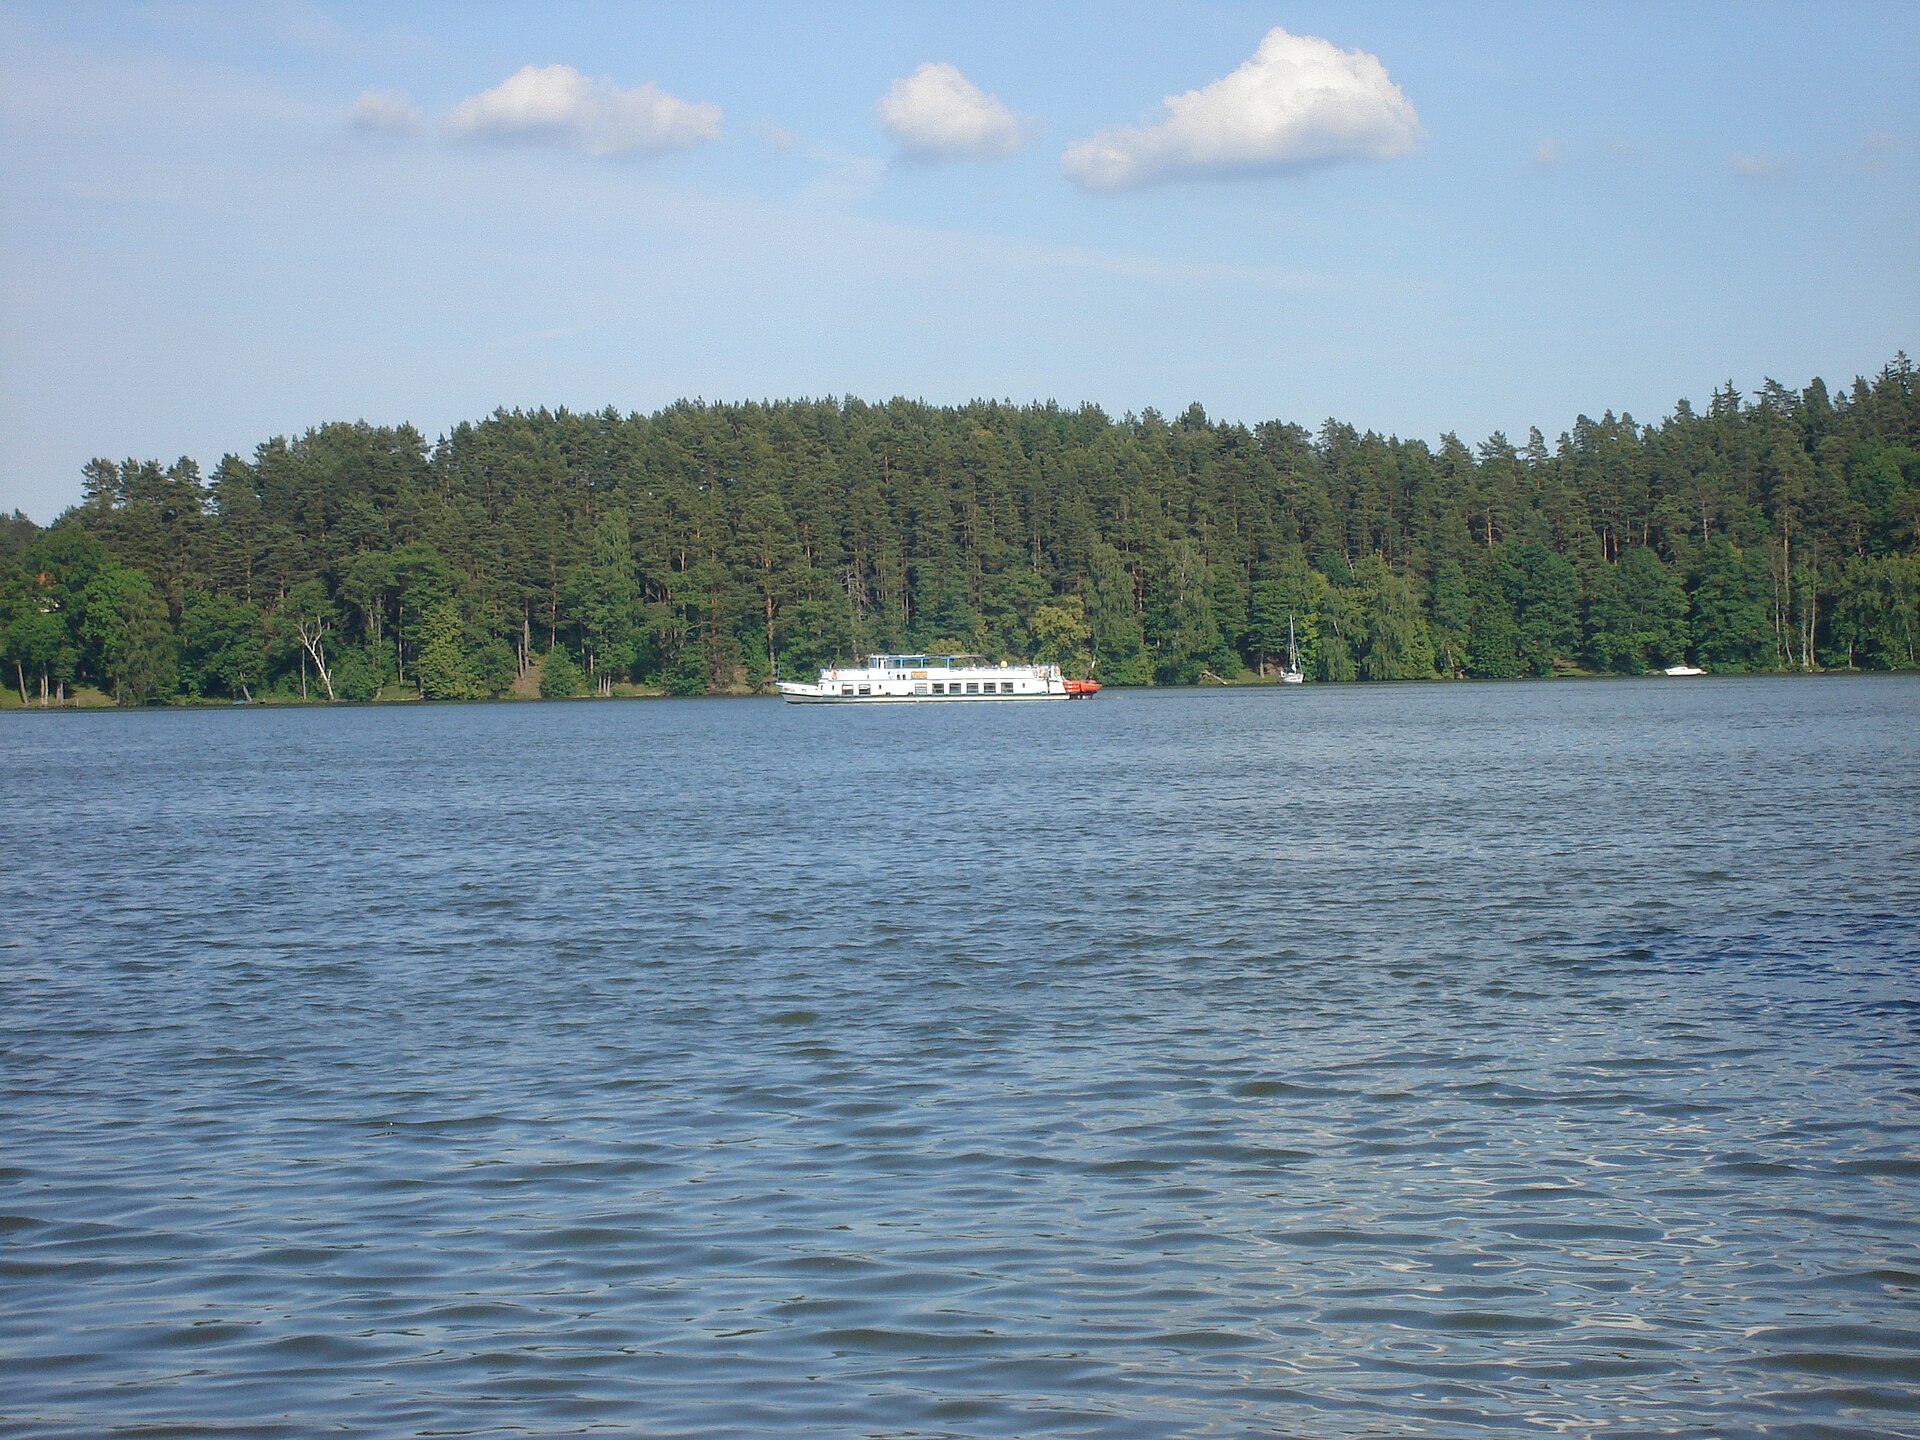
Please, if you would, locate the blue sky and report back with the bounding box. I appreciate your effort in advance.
[1,1,1915,522]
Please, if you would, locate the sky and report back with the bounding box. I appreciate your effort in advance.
[1,1,1915,523]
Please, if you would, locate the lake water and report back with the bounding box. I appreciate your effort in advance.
[2,677,1917,1439]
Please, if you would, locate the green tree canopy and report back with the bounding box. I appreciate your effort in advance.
[12,354,1916,702]
[81,564,176,703]
[180,591,265,700]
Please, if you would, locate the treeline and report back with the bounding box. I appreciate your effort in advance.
[3,356,1917,705]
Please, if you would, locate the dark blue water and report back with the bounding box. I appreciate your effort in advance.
[3,677,1918,1439]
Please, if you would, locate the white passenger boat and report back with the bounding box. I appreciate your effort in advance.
[776,654,1100,704]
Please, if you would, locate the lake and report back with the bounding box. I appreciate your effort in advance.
[2,676,1917,1438]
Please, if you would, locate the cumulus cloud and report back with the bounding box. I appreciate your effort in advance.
[446,64,720,158]
[877,62,1024,160]
[1728,152,1778,181]
[347,89,421,137]
[1062,26,1420,190]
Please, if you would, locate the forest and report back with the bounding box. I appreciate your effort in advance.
[2,356,1917,706]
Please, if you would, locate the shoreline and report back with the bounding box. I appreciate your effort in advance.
[3,668,1909,713]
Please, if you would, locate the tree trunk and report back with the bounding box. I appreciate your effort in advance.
[764,583,776,680]
[1800,588,1813,670]
[297,626,336,701]
[1806,544,1818,671]
[14,660,25,708]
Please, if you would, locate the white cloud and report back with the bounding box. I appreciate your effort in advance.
[446,64,720,158]
[876,63,1024,160]
[1063,26,1420,190]
[1532,138,1561,167]
[347,89,420,137]
[1728,152,1778,181]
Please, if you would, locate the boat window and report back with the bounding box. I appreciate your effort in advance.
[1001,682,1014,693]
[859,686,870,695]
[914,683,929,695]
[841,686,853,695]
[965,682,979,694]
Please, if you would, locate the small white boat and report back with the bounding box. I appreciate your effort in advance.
[777,654,1099,704]
[1278,615,1305,684]
[1662,664,1705,677]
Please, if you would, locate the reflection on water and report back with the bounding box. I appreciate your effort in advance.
[2,677,1917,1437]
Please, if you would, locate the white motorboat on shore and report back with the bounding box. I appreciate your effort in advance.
[776,654,1100,704]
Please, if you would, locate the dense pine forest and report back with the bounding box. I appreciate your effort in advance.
[3,357,1917,706]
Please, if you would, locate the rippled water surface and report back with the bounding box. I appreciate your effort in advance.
[3,677,1919,1439]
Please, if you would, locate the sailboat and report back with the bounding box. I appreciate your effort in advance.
[1279,616,1305,685]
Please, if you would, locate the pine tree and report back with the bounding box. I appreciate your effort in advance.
[413,597,477,700]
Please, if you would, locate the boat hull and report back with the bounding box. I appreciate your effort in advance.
[776,653,1096,704]
[778,684,1069,703]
